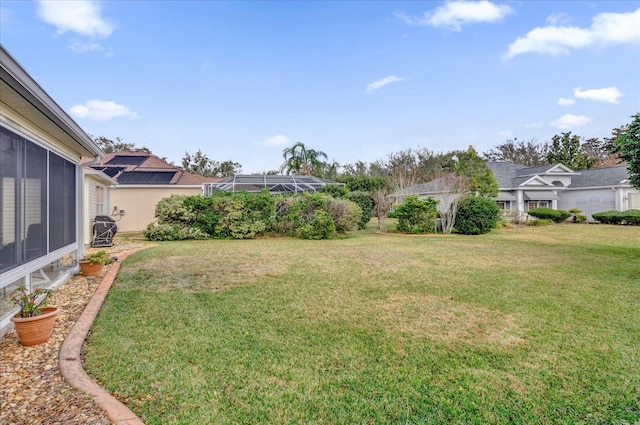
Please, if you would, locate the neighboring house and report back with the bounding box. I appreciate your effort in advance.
[83,168,117,245]
[90,150,219,232]
[401,162,639,221]
[0,45,104,334]
[557,166,640,219]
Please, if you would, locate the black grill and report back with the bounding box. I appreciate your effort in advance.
[92,215,118,247]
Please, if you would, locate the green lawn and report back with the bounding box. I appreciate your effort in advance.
[83,224,640,424]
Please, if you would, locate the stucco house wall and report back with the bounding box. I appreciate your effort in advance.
[109,185,203,232]
[83,170,116,245]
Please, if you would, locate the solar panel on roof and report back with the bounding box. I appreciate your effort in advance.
[117,171,176,184]
[106,155,147,165]
[101,167,124,177]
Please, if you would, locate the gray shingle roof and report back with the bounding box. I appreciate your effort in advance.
[486,162,527,187]
[568,166,629,188]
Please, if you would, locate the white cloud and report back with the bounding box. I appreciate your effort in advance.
[558,97,575,106]
[551,114,591,129]
[37,0,114,38]
[498,130,512,138]
[525,122,544,128]
[507,8,640,58]
[365,76,404,93]
[262,135,290,147]
[69,100,137,120]
[546,13,572,26]
[399,1,512,31]
[68,40,104,53]
[574,86,623,104]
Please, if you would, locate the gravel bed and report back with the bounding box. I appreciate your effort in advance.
[0,242,149,425]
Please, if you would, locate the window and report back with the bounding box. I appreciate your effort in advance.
[95,185,105,216]
[496,201,510,210]
[526,200,549,211]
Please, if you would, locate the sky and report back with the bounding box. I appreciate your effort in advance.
[1,0,639,173]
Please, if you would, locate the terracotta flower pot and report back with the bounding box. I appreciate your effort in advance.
[79,260,103,276]
[11,307,59,346]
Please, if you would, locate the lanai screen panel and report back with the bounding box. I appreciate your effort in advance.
[203,175,342,195]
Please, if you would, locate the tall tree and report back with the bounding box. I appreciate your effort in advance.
[581,137,617,168]
[546,132,595,170]
[181,150,241,177]
[92,135,150,154]
[455,146,498,197]
[483,138,548,166]
[432,173,470,234]
[280,142,328,176]
[613,113,640,189]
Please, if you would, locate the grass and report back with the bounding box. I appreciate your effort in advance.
[83,223,640,424]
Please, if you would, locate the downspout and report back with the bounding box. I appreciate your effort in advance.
[76,156,102,261]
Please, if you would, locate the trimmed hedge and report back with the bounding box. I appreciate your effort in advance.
[527,207,571,223]
[592,209,640,225]
[455,196,500,235]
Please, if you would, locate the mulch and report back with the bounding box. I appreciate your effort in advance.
[0,242,149,425]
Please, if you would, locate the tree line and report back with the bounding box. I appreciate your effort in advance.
[92,113,639,189]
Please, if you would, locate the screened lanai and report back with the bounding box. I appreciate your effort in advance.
[203,175,342,195]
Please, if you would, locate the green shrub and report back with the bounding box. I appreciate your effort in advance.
[593,209,640,225]
[296,210,336,239]
[143,223,209,241]
[273,193,337,239]
[327,198,362,232]
[214,197,267,239]
[395,196,439,234]
[335,175,385,192]
[592,210,623,225]
[527,207,571,223]
[455,196,500,235]
[148,191,354,241]
[318,184,348,199]
[346,191,374,229]
[155,194,196,225]
[622,209,640,225]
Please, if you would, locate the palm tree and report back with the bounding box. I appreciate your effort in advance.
[280,142,328,176]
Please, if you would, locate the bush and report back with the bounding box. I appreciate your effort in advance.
[155,194,196,225]
[318,184,348,199]
[395,196,439,234]
[272,193,338,239]
[335,175,385,192]
[327,198,362,232]
[455,196,500,235]
[592,209,640,225]
[143,223,209,241]
[296,210,336,239]
[346,191,374,229]
[623,210,640,225]
[527,207,571,223]
[146,191,354,241]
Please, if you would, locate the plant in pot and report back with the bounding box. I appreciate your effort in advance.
[79,250,114,276]
[10,285,58,346]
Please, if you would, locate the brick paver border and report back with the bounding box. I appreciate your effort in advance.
[59,247,150,425]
